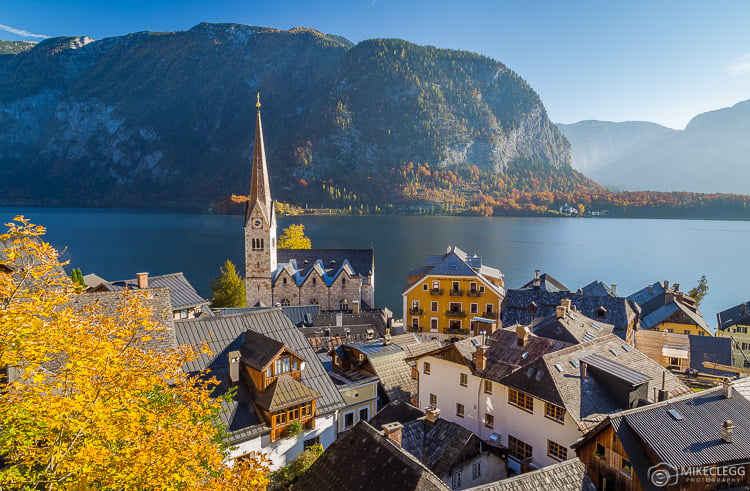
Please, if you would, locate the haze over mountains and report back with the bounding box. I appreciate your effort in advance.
[0,24,593,210]
[558,100,750,194]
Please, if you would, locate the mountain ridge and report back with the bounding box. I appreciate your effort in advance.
[0,23,593,211]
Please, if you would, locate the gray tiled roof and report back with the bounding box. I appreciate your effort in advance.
[717,300,750,331]
[403,246,504,296]
[467,458,595,491]
[70,288,177,353]
[519,273,570,293]
[100,272,208,310]
[530,311,615,344]
[239,330,288,371]
[502,290,639,341]
[640,299,712,334]
[174,308,346,443]
[277,248,374,279]
[369,400,426,429]
[216,305,320,327]
[627,281,665,308]
[294,421,450,491]
[502,334,691,431]
[580,280,616,297]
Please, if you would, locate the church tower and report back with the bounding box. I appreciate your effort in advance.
[245,94,277,307]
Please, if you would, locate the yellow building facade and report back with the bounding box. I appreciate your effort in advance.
[402,246,504,340]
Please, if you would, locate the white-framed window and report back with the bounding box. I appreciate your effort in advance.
[472,462,481,479]
[432,280,440,289]
[430,318,438,332]
[343,411,355,429]
[412,300,420,310]
[452,471,462,489]
[424,362,431,374]
[449,302,461,312]
[412,317,419,328]
[431,301,438,312]
[456,403,464,418]
[423,283,428,291]
[429,393,437,406]
[470,303,478,314]
[460,373,468,386]
[470,281,477,292]
[485,304,494,314]
[359,407,369,423]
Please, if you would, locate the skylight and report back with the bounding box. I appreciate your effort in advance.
[554,364,564,372]
[622,345,632,352]
[527,367,535,377]
[471,338,480,346]
[535,371,543,382]
[591,322,601,330]
[609,349,618,356]
[570,360,580,368]
[667,409,683,421]
[521,352,528,359]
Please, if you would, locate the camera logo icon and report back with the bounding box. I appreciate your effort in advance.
[648,463,678,487]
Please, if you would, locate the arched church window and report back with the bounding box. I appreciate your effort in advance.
[312,277,317,286]
[281,299,291,306]
[342,278,346,287]
[310,299,319,305]
[340,299,349,311]
[282,277,287,285]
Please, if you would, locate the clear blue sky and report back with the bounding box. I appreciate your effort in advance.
[4,0,750,129]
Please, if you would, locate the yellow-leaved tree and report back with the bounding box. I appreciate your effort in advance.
[0,217,270,490]
[278,224,312,249]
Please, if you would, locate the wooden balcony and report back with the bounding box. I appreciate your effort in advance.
[408,308,424,315]
[444,328,469,335]
[445,310,466,318]
[449,289,464,296]
[429,288,443,296]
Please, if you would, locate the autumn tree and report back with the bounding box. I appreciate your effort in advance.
[688,274,709,306]
[211,259,246,308]
[0,217,269,490]
[278,224,312,249]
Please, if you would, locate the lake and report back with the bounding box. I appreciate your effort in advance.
[2,208,747,327]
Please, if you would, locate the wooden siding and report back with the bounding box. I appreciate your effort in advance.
[576,425,641,491]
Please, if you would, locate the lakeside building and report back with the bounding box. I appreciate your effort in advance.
[173,308,345,470]
[243,98,374,310]
[634,329,734,380]
[716,300,750,369]
[628,281,713,336]
[408,329,690,473]
[573,381,750,490]
[402,246,505,342]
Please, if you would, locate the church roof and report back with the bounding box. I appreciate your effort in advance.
[274,248,374,286]
[245,98,272,226]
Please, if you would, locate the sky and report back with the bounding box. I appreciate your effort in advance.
[4,0,750,129]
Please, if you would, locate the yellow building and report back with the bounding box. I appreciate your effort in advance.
[630,281,713,336]
[401,246,504,341]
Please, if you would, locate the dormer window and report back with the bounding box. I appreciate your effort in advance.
[275,356,291,375]
[596,307,607,319]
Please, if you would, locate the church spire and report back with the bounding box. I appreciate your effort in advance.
[246,93,272,225]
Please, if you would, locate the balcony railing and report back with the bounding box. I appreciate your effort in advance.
[444,328,469,335]
[449,289,464,296]
[408,308,424,315]
[408,325,423,332]
[429,288,443,296]
[467,290,482,297]
[445,310,466,318]
[483,311,498,319]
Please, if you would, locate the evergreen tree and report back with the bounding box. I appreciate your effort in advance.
[278,224,312,249]
[688,275,709,306]
[70,267,85,292]
[210,260,245,308]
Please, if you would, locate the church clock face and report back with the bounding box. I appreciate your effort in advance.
[252,218,263,229]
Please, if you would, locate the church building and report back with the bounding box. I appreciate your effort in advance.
[244,97,374,311]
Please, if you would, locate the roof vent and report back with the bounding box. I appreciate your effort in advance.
[303,260,309,265]
[723,379,733,399]
[667,409,683,420]
[330,260,336,265]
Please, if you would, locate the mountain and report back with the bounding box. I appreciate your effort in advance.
[558,101,750,194]
[0,23,592,210]
[557,120,677,175]
[0,40,35,55]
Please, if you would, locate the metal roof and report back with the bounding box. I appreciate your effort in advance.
[717,300,750,331]
[468,458,595,491]
[580,353,652,386]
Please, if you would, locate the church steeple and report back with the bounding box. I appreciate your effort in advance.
[246,93,272,226]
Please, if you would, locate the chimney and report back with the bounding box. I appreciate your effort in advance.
[136,272,149,289]
[228,350,241,384]
[580,361,587,380]
[722,420,734,443]
[611,284,617,295]
[741,303,747,315]
[657,389,669,402]
[382,422,403,446]
[425,406,441,423]
[383,328,392,346]
[723,379,733,399]
[648,285,654,295]
[516,325,529,347]
[576,288,583,295]
[534,270,540,279]
[673,283,680,292]
[473,345,488,371]
[561,298,572,312]
[664,280,669,290]
[556,305,566,319]
[352,300,360,314]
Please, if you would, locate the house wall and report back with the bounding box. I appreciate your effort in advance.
[417,356,581,470]
[443,452,507,490]
[229,412,336,471]
[718,323,750,369]
[404,275,502,337]
[652,321,710,337]
[576,425,641,491]
[337,380,378,433]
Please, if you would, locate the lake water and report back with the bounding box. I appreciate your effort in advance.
[2,208,748,327]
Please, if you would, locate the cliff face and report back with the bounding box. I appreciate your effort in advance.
[0,24,583,209]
